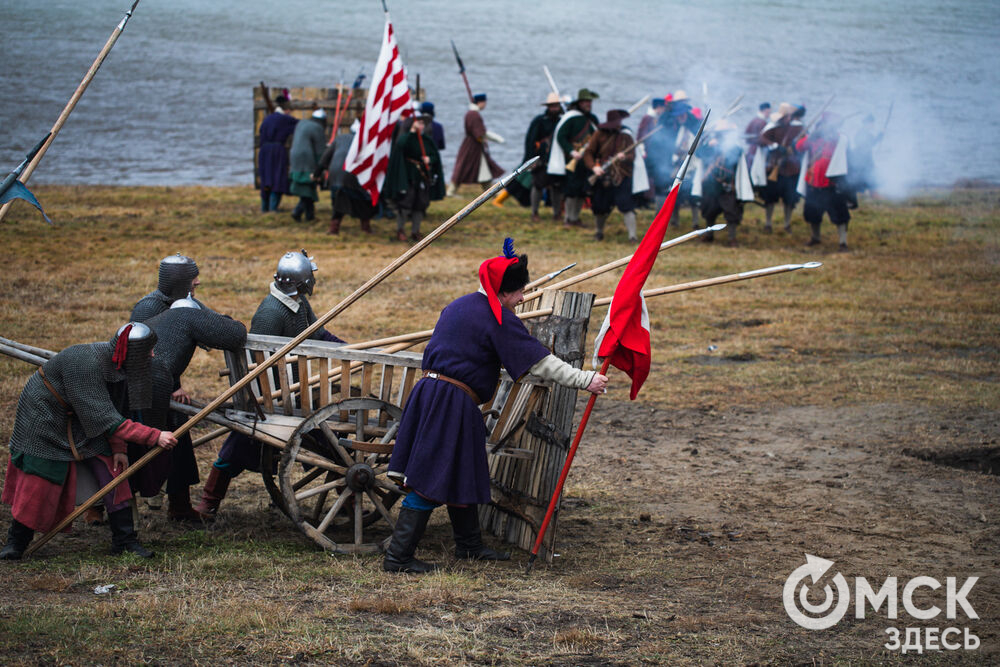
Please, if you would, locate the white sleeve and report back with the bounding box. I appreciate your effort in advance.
[528,354,594,389]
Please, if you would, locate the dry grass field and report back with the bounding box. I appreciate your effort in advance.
[0,184,997,664]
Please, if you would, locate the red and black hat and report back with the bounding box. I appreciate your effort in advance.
[478,237,530,325]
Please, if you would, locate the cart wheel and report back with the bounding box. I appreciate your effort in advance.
[278,398,403,554]
[260,444,290,518]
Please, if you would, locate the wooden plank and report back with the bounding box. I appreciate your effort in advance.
[243,334,424,368]
[319,358,330,406]
[298,356,311,414]
[277,354,293,416]
[399,366,418,407]
[253,350,275,414]
[378,364,395,426]
[340,359,351,422]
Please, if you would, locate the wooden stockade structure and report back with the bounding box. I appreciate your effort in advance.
[252,84,425,188]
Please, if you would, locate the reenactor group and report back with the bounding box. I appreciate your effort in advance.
[2,245,607,574]
[257,86,882,252]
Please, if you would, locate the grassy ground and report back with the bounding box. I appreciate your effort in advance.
[0,185,997,664]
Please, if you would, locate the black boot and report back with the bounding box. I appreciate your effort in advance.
[448,505,509,561]
[108,507,154,558]
[0,520,34,560]
[383,507,438,573]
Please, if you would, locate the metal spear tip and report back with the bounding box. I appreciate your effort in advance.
[801,261,823,269]
[709,223,727,232]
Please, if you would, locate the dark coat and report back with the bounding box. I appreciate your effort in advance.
[388,293,549,504]
[258,112,299,192]
[383,129,446,204]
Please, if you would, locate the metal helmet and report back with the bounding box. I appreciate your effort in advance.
[158,253,199,301]
[110,322,158,410]
[274,249,317,297]
[169,292,202,310]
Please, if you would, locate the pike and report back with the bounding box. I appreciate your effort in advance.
[22,157,542,558]
[0,134,52,224]
[0,0,141,224]
[525,262,577,291]
[586,125,662,186]
[260,81,275,115]
[542,65,566,112]
[450,40,475,104]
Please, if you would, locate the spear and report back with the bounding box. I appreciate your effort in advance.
[0,134,53,224]
[22,157,541,558]
[525,262,577,291]
[627,94,651,116]
[450,40,475,104]
[0,0,141,224]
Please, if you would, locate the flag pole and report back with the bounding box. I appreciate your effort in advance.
[0,0,141,224]
[23,157,540,558]
[526,357,611,573]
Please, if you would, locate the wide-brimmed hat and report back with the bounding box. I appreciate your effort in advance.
[711,118,738,133]
[598,109,630,130]
[777,102,797,117]
[672,89,690,103]
[542,92,562,106]
[573,88,600,103]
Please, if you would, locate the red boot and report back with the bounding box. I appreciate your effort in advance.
[169,489,207,522]
[194,467,232,518]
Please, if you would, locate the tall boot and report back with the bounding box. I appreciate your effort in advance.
[410,211,425,241]
[806,222,822,246]
[594,213,607,241]
[383,507,438,573]
[328,216,342,235]
[623,211,638,242]
[194,466,232,518]
[359,218,373,234]
[783,202,795,232]
[447,505,509,561]
[108,507,154,558]
[764,202,775,232]
[0,520,34,560]
[395,209,409,242]
[551,189,565,222]
[690,204,701,230]
[837,224,849,251]
[168,488,206,522]
[492,189,510,208]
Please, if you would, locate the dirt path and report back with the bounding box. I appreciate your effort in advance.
[549,400,999,660]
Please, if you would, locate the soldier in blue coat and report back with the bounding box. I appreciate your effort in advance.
[257,94,299,213]
[383,239,608,573]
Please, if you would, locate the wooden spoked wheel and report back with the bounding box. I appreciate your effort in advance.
[277,398,404,554]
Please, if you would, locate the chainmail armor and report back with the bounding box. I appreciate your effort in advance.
[8,343,128,461]
[131,290,206,323]
[158,254,199,300]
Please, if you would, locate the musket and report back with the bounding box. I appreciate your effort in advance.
[723,92,745,117]
[586,125,662,186]
[542,65,566,112]
[22,156,542,558]
[0,0,141,224]
[260,81,275,115]
[627,94,651,116]
[767,94,834,182]
[0,134,51,202]
[450,40,475,104]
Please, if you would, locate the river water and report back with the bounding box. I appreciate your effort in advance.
[1,0,997,195]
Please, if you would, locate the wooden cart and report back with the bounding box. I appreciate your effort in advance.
[176,289,594,560]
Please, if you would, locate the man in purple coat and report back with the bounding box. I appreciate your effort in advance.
[383,239,609,573]
[257,94,299,213]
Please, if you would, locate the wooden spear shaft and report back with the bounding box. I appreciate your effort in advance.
[0,0,141,224]
[23,158,538,557]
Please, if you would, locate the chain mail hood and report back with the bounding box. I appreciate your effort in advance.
[109,322,157,411]
[158,253,199,301]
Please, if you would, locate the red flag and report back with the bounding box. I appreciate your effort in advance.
[343,17,412,207]
[593,183,680,399]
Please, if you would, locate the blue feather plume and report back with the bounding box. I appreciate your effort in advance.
[502,237,516,258]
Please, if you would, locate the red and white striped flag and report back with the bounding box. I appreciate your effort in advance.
[344,16,412,206]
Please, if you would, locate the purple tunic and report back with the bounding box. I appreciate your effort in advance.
[388,293,549,505]
[258,112,299,193]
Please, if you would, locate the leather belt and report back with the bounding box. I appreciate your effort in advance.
[38,368,83,461]
[422,370,481,405]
